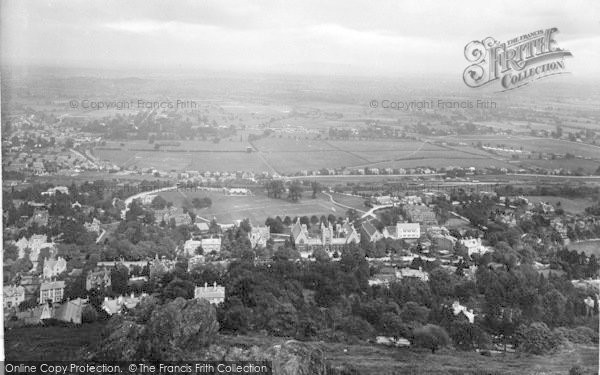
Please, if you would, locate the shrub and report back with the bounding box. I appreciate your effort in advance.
[81,305,98,323]
[514,322,565,354]
[93,297,219,361]
[412,324,451,353]
[339,316,375,341]
[449,321,490,351]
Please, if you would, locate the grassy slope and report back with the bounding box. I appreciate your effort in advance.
[6,325,598,374]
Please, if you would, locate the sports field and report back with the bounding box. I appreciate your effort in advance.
[526,196,593,215]
[157,189,344,224]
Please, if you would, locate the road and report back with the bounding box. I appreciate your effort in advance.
[322,191,367,214]
[121,186,177,219]
[361,204,395,219]
[70,148,100,169]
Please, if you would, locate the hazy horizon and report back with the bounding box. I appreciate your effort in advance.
[2,0,599,79]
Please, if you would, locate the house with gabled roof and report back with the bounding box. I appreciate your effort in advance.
[39,280,65,304]
[249,226,270,248]
[42,256,67,279]
[360,221,384,243]
[451,301,475,323]
[194,282,225,305]
[3,285,25,309]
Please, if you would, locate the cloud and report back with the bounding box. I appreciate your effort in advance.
[1,0,599,77]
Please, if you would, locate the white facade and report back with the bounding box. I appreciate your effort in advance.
[194,282,225,305]
[39,280,65,304]
[183,239,203,256]
[201,238,221,253]
[459,238,489,257]
[395,223,421,239]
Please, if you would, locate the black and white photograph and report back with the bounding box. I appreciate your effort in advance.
[1,1,599,374]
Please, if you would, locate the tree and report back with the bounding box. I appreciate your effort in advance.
[514,322,564,354]
[429,268,460,299]
[311,182,322,198]
[288,182,304,202]
[346,209,359,223]
[94,297,219,361]
[339,316,375,340]
[218,296,251,333]
[192,197,212,209]
[541,289,567,327]
[151,196,167,210]
[161,278,194,300]
[110,264,129,295]
[265,180,285,199]
[449,321,490,350]
[401,302,430,324]
[3,243,18,262]
[412,324,451,353]
[379,312,410,339]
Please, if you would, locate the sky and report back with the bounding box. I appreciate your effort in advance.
[1,0,599,78]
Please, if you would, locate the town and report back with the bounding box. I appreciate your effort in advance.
[2,1,600,372]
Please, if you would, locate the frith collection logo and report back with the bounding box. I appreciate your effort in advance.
[463,28,572,91]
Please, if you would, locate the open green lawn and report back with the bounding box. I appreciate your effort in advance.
[157,189,342,224]
[330,193,369,212]
[6,324,598,374]
[568,240,600,257]
[527,196,594,215]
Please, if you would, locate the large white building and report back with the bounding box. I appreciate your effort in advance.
[459,237,490,257]
[183,239,203,256]
[194,282,225,305]
[292,219,360,253]
[384,222,421,240]
[39,280,65,304]
[201,238,221,253]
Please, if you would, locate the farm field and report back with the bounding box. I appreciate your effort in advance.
[568,240,600,257]
[440,135,600,160]
[101,139,252,151]
[157,189,343,224]
[263,151,365,173]
[523,158,600,174]
[94,149,272,172]
[95,137,516,174]
[526,196,594,215]
[93,134,597,175]
[371,157,516,170]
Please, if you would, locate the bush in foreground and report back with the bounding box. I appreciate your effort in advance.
[514,322,565,355]
[412,324,451,353]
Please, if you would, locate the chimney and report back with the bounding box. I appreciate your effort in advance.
[213,281,217,290]
[204,282,208,288]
